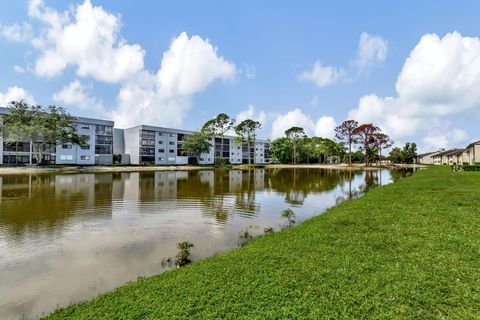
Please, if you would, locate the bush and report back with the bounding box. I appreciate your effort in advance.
[281,209,296,229]
[463,165,480,171]
[175,242,194,267]
[214,158,229,167]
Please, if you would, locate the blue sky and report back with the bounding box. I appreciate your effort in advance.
[1,0,480,152]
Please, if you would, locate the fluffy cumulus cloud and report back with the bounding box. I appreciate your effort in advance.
[53,80,106,115]
[354,32,388,71]
[314,116,337,139]
[0,22,32,42]
[236,105,267,127]
[0,86,36,106]
[348,32,480,150]
[112,32,236,128]
[6,1,236,128]
[298,61,345,88]
[423,129,468,150]
[29,0,144,82]
[270,108,335,139]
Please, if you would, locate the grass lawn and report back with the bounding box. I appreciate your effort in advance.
[45,166,480,319]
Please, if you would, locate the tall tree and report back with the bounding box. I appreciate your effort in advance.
[0,101,84,164]
[235,119,261,165]
[181,132,212,164]
[335,120,359,166]
[270,137,293,163]
[354,123,380,166]
[403,142,418,164]
[201,113,235,163]
[373,132,394,165]
[285,126,306,164]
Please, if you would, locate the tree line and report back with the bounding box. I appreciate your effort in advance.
[0,101,417,166]
[269,120,417,165]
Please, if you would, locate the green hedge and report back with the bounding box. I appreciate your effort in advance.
[464,165,480,171]
[453,164,480,171]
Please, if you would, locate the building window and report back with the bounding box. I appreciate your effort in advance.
[169,141,175,145]
[169,149,175,153]
[60,155,73,161]
[159,157,164,161]
[158,132,164,136]
[80,124,90,129]
[62,144,72,149]
[159,141,164,144]
[158,148,165,153]
[80,155,90,160]
[168,157,175,161]
[81,145,90,150]
[169,133,175,137]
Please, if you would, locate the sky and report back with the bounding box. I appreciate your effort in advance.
[1,0,480,152]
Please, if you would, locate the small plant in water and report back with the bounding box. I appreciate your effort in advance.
[161,257,174,269]
[239,225,260,246]
[281,208,296,229]
[264,226,275,235]
[175,241,194,267]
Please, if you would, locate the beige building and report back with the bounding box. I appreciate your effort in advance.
[462,141,480,165]
[417,151,443,164]
[417,140,480,165]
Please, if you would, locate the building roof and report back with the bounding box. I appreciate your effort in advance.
[433,149,464,157]
[466,140,480,149]
[417,151,436,158]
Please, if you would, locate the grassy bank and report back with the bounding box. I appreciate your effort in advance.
[45,166,480,319]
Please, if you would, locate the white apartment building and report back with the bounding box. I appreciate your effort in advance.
[114,125,271,165]
[0,107,114,165]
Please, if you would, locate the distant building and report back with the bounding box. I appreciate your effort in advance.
[417,141,480,165]
[463,140,480,165]
[113,125,270,165]
[0,107,270,166]
[0,107,114,165]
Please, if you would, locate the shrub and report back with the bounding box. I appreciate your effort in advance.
[214,158,229,167]
[281,208,296,229]
[175,242,194,267]
[264,227,275,235]
[238,225,260,246]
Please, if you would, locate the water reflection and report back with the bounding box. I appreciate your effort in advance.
[0,168,410,319]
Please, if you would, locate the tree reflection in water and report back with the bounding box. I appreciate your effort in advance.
[0,168,414,239]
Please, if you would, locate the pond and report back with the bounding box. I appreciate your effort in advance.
[0,168,412,319]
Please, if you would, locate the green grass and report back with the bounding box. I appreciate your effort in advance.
[45,166,480,319]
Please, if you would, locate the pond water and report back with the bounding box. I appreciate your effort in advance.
[0,168,411,319]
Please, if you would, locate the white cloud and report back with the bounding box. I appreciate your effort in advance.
[354,32,388,71]
[270,109,338,140]
[156,32,236,98]
[314,116,337,139]
[0,22,32,42]
[348,32,480,149]
[113,32,236,128]
[423,129,468,150]
[29,0,144,82]
[396,32,480,115]
[298,61,345,88]
[0,86,36,106]
[236,105,267,127]
[13,65,26,74]
[53,80,106,115]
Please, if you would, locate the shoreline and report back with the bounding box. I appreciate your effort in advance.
[44,166,480,319]
[0,163,424,175]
